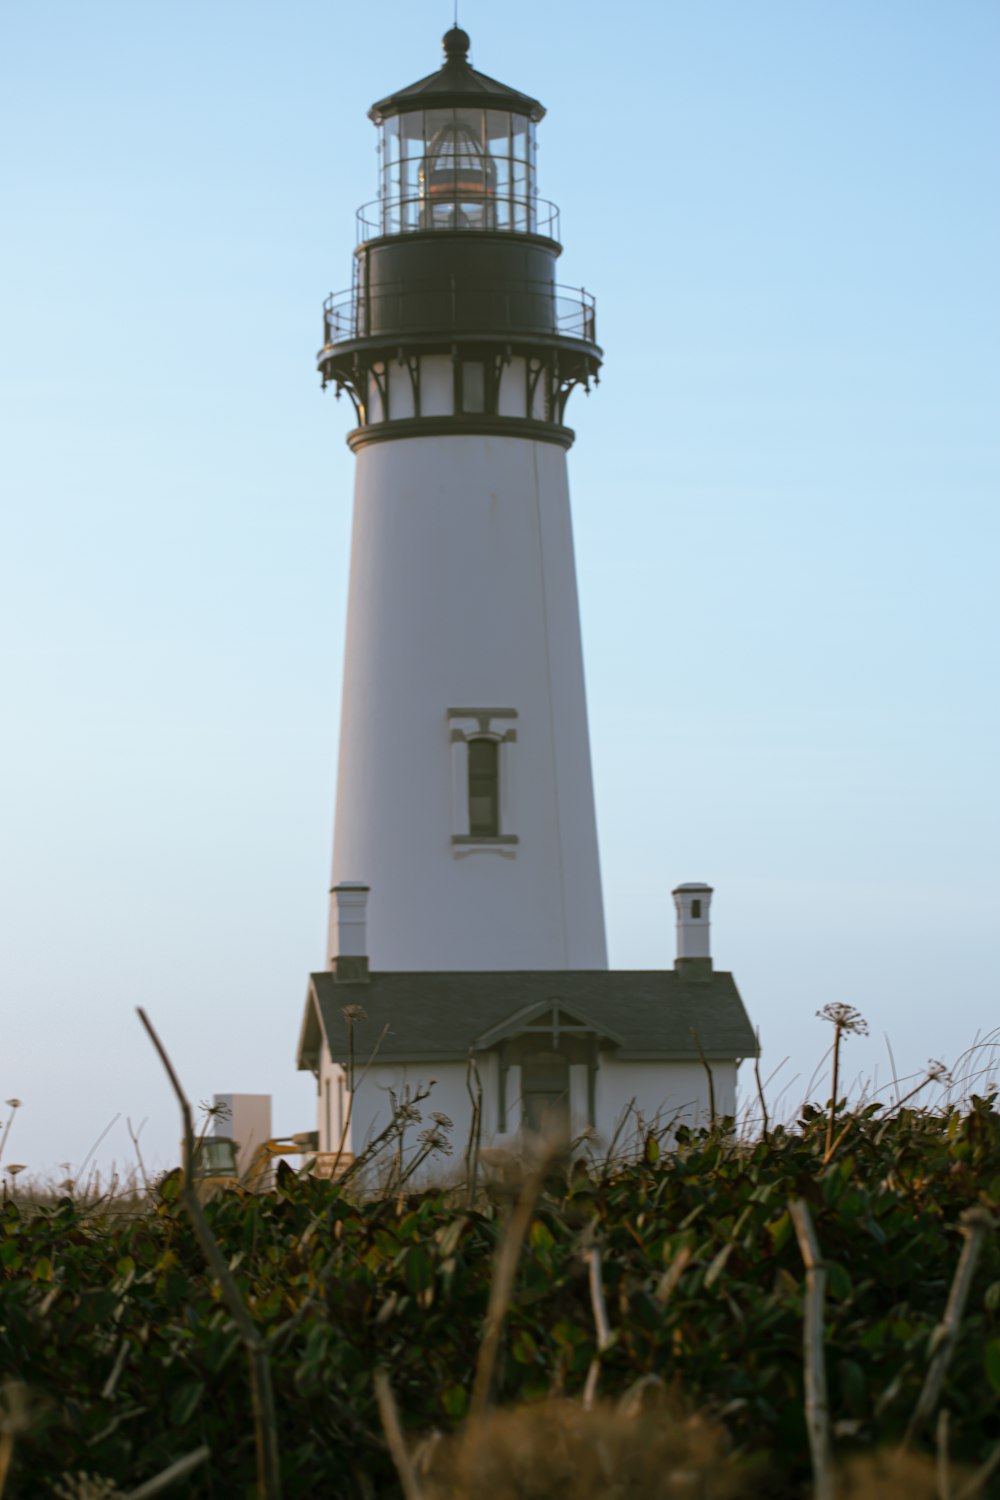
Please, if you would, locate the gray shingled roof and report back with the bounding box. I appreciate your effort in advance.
[296,969,757,1072]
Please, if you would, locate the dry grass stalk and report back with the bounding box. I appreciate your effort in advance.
[136,1007,282,1500]
[330,1019,390,1179]
[374,1369,424,1500]
[753,1027,770,1144]
[954,1439,1000,1500]
[602,1097,637,1172]
[789,1198,834,1500]
[902,1206,996,1450]
[582,1244,612,1409]
[464,1053,484,1208]
[655,1244,693,1306]
[689,1027,717,1128]
[837,1450,969,1499]
[125,1118,151,1195]
[125,1445,211,1499]
[0,1430,10,1498]
[100,1339,130,1402]
[467,1139,563,1427]
[936,1408,951,1500]
[0,1101,21,1172]
[417,1397,743,1500]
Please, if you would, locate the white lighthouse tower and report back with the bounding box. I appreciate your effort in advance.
[319,28,606,972]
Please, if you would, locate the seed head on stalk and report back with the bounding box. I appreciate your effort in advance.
[816,1004,868,1160]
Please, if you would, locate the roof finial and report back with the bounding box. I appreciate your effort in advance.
[442,24,470,62]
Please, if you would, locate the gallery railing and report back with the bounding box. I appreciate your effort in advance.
[321,277,596,345]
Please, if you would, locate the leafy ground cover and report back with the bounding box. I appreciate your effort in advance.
[1,1095,999,1498]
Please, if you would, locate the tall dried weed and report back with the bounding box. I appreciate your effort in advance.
[414,1396,746,1500]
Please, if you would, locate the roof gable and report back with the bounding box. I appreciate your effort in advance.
[473,997,625,1051]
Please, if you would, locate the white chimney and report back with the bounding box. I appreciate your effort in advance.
[673,882,713,978]
[328,881,370,982]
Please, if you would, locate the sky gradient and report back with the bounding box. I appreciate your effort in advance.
[2,0,998,1180]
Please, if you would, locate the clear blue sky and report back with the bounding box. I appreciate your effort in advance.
[3,1,998,1180]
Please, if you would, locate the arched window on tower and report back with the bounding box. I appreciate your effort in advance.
[467,737,499,837]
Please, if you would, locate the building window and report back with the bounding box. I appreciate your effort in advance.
[468,737,499,836]
[447,707,519,855]
[691,899,701,919]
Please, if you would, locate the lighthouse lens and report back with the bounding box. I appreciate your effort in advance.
[379,107,536,236]
[420,110,497,230]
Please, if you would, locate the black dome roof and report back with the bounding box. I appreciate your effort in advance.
[369,30,545,124]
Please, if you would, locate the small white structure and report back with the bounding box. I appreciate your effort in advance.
[211,1093,272,1180]
[297,884,756,1169]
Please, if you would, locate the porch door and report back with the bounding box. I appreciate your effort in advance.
[521,1050,570,1134]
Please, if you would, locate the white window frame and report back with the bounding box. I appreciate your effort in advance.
[447,707,518,858]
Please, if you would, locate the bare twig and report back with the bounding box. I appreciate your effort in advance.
[753,1027,770,1144]
[582,1244,612,1409]
[789,1199,833,1500]
[137,1007,282,1500]
[126,1445,211,1500]
[826,1033,842,1158]
[602,1098,636,1174]
[77,1113,122,1183]
[0,1101,21,1170]
[464,1053,483,1209]
[655,1244,693,1306]
[903,1207,996,1450]
[374,1369,423,1500]
[884,1032,901,1107]
[337,1085,432,1191]
[331,1023,391,1177]
[874,1063,951,1146]
[101,1337,131,1401]
[126,1117,151,1194]
[690,1027,716,1128]
[955,1438,1000,1500]
[0,1433,11,1499]
[936,1409,952,1500]
[468,1140,561,1424]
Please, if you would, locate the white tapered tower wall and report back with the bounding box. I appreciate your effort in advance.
[329,431,607,972]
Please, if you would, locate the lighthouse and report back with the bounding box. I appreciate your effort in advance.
[297,29,758,1160]
[319,28,607,972]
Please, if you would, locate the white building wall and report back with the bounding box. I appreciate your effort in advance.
[593,1060,738,1145]
[331,433,606,971]
[320,1048,740,1179]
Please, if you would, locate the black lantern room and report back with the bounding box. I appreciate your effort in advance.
[319,29,601,451]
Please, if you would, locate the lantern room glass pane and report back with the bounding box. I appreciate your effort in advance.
[377,108,536,237]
